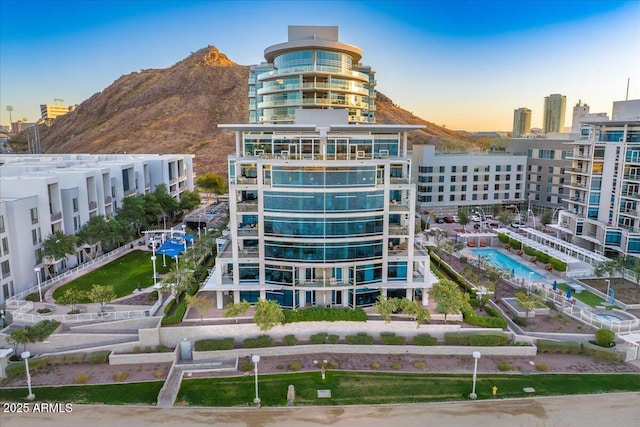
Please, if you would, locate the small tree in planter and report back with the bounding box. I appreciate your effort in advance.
[88,285,116,313]
[224,300,251,323]
[56,288,87,313]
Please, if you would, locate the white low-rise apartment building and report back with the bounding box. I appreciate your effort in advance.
[412,145,527,215]
[0,154,194,304]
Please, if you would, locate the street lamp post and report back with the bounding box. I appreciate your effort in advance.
[475,206,486,230]
[470,351,481,399]
[605,279,611,304]
[22,351,35,400]
[507,205,521,226]
[151,255,157,287]
[34,267,43,302]
[252,354,261,405]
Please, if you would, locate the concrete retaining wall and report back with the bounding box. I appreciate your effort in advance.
[109,347,179,365]
[192,344,537,361]
[158,321,467,347]
[69,316,161,332]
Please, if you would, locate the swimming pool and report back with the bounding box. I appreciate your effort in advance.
[469,248,545,280]
[595,313,624,322]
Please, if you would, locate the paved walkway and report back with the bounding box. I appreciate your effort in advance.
[3,393,640,427]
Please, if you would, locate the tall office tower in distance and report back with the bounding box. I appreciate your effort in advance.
[543,94,567,134]
[571,100,590,133]
[248,26,376,124]
[512,107,532,137]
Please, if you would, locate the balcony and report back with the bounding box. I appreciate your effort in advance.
[50,211,62,222]
[89,201,97,211]
[104,196,112,205]
[237,202,258,212]
[124,188,137,197]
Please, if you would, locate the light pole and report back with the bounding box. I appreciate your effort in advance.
[470,351,481,399]
[527,209,537,229]
[151,251,157,288]
[22,351,35,400]
[252,354,261,405]
[475,206,486,230]
[34,267,43,302]
[182,224,187,251]
[507,205,521,226]
[605,279,611,304]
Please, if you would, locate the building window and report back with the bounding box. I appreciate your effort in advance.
[1,237,8,254]
[451,176,456,183]
[1,260,10,279]
[461,194,466,201]
[437,195,443,202]
[438,186,444,192]
[494,193,499,200]
[496,165,501,172]
[482,194,488,200]
[494,184,500,191]
[438,176,445,183]
[32,229,38,245]
[462,166,468,172]
[484,175,489,182]
[450,195,455,201]
[451,166,457,173]
[450,185,456,192]
[0,215,4,233]
[495,174,500,181]
[30,207,38,224]
[35,248,43,265]
[461,185,467,191]
[72,197,79,212]
[548,166,554,174]
[472,194,478,200]
[516,165,521,171]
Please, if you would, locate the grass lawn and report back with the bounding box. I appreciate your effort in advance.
[0,381,163,405]
[52,250,174,301]
[1,373,638,406]
[556,283,604,307]
[176,372,640,407]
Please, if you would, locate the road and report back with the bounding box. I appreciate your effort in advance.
[2,393,639,426]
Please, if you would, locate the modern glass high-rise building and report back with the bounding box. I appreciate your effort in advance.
[248,26,376,124]
[512,107,531,138]
[543,94,567,134]
[208,27,433,310]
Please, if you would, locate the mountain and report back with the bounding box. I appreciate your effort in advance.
[39,46,480,175]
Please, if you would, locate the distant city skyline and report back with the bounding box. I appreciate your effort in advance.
[1,0,639,132]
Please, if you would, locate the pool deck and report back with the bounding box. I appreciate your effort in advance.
[462,246,556,285]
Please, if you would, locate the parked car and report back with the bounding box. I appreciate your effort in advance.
[436,217,445,224]
[443,216,455,223]
[453,215,460,222]
[470,215,481,222]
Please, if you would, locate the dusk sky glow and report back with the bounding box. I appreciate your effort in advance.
[1,0,639,131]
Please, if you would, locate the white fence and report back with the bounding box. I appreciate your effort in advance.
[530,283,639,334]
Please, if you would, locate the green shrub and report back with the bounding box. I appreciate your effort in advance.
[497,232,510,244]
[4,362,26,378]
[147,290,159,301]
[581,342,625,361]
[288,361,302,371]
[243,335,275,348]
[370,361,381,369]
[535,251,550,264]
[85,351,110,364]
[512,316,528,327]
[283,334,299,346]
[391,362,401,370]
[310,332,329,344]
[345,332,374,345]
[414,361,427,369]
[27,356,48,371]
[156,345,172,353]
[595,328,616,346]
[47,354,66,365]
[535,363,550,372]
[379,332,406,345]
[524,246,536,256]
[194,338,235,351]
[444,332,510,346]
[327,334,340,344]
[497,362,512,371]
[536,339,581,354]
[161,299,188,325]
[413,334,438,346]
[283,307,367,323]
[163,298,176,315]
[328,361,339,368]
[461,305,507,328]
[549,258,567,272]
[239,360,253,372]
[508,238,522,250]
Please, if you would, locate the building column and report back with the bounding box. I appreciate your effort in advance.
[342,290,349,307]
[406,288,413,301]
[259,289,266,300]
[381,288,388,298]
[216,291,225,309]
[299,290,306,308]
[422,288,429,306]
[233,290,240,304]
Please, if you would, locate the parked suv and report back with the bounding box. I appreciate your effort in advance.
[443,216,455,223]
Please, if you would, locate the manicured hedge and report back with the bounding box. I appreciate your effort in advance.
[283,334,299,346]
[413,334,438,346]
[243,335,275,348]
[345,332,374,345]
[194,338,235,351]
[536,339,581,354]
[379,332,407,345]
[161,299,188,325]
[508,238,522,250]
[461,305,508,328]
[4,351,111,379]
[497,232,510,244]
[581,342,625,362]
[309,332,340,344]
[444,332,510,346]
[283,306,367,323]
[549,258,567,272]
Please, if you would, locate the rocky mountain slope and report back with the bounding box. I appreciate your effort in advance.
[39,46,479,175]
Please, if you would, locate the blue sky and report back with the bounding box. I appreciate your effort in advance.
[1,0,639,131]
